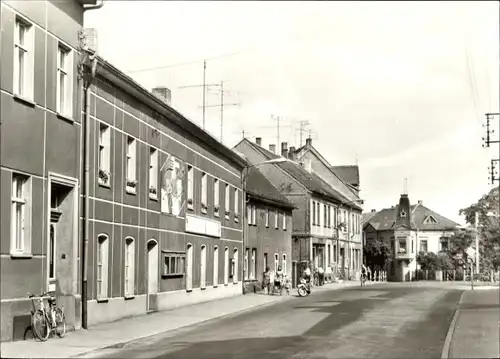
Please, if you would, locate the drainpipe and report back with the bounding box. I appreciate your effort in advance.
[241,167,248,295]
[81,54,98,329]
[81,0,104,331]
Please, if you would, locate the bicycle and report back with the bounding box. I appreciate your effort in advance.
[28,292,66,341]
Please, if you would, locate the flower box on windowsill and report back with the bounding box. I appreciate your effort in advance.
[201,203,208,215]
[98,169,111,188]
[126,179,137,195]
[225,210,230,220]
[234,213,240,223]
[187,198,194,211]
[214,205,220,217]
[149,186,158,201]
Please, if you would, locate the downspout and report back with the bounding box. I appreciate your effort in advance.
[81,0,104,330]
[241,167,248,295]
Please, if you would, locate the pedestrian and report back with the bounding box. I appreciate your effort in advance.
[263,267,272,295]
[318,266,324,286]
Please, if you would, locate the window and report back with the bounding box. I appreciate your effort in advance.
[247,204,256,226]
[274,253,279,273]
[14,17,34,99]
[187,166,194,210]
[397,238,407,254]
[275,210,279,229]
[420,240,428,253]
[97,235,109,299]
[252,205,256,225]
[56,44,72,116]
[214,179,220,217]
[11,173,31,255]
[282,254,287,276]
[162,251,186,276]
[264,253,268,272]
[49,225,56,279]
[424,215,438,224]
[317,203,321,226]
[244,248,249,280]
[283,212,287,230]
[334,207,338,228]
[265,209,269,227]
[98,124,111,186]
[312,200,316,225]
[411,239,414,254]
[327,206,331,228]
[234,188,239,222]
[247,204,251,225]
[124,238,135,297]
[232,248,238,283]
[213,246,219,287]
[224,184,230,219]
[224,247,229,285]
[126,137,137,194]
[324,204,327,228]
[201,173,207,214]
[251,249,256,280]
[200,245,207,288]
[440,237,449,252]
[149,148,158,200]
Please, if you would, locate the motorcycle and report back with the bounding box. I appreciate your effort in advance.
[297,277,311,297]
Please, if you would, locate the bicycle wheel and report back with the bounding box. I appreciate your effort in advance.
[32,310,50,341]
[54,308,66,338]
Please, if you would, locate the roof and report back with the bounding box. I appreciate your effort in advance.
[362,211,378,224]
[237,139,362,210]
[331,165,360,187]
[246,167,295,210]
[364,204,460,231]
[84,54,247,171]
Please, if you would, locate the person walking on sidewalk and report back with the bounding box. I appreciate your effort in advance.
[317,266,325,286]
[263,267,272,295]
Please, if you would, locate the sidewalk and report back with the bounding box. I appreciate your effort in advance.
[446,288,500,358]
[0,280,367,358]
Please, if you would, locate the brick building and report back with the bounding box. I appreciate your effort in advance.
[243,166,295,292]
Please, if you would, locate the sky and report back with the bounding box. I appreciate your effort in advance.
[85,1,499,225]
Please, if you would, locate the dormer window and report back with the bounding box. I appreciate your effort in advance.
[424,215,438,224]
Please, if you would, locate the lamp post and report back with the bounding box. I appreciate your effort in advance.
[241,157,290,294]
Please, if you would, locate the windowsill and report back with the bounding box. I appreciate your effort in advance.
[201,208,208,215]
[187,203,194,211]
[56,112,74,123]
[98,179,111,188]
[162,273,184,278]
[96,298,109,303]
[149,194,158,201]
[225,215,230,220]
[124,295,135,300]
[13,94,36,108]
[10,253,33,259]
[126,187,137,195]
[214,212,220,218]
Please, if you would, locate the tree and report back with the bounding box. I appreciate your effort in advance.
[363,238,392,271]
[416,251,438,271]
[459,186,500,272]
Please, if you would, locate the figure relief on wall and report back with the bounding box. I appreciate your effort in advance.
[160,154,185,216]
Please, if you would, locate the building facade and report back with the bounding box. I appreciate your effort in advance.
[0,0,93,342]
[243,166,294,292]
[81,57,246,327]
[363,194,460,281]
[292,138,363,279]
[234,138,363,284]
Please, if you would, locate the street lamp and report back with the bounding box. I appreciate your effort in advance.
[241,157,290,294]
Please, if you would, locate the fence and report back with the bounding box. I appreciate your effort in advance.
[409,268,500,282]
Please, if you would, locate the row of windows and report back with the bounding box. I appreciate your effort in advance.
[244,249,287,280]
[246,205,287,230]
[311,200,361,234]
[13,16,73,117]
[98,123,241,219]
[95,236,242,298]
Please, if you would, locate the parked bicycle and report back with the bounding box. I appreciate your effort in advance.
[28,292,66,341]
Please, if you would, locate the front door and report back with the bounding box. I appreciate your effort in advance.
[147,240,158,312]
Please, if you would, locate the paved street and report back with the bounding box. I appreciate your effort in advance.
[82,284,462,359]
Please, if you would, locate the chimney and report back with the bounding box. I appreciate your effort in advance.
[288,146,296,160]
[371,209,376,213]
[281,142,288,158]
[152,86,171,106]
[269,144,276,153]
[306,138,312,146]
[418,200,422,205]
[255,137,262,146]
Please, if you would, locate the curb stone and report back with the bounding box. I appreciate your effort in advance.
[441,291,466,359]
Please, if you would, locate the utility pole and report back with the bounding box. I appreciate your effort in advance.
[203,81,239,142]
[488,159,500,184]
[483,113,500,184]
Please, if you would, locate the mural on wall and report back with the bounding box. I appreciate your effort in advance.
[161,154,186,216]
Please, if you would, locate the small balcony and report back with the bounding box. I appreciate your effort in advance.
[395,240,415,260]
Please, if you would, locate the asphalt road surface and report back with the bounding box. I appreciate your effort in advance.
[87,284,463,359]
